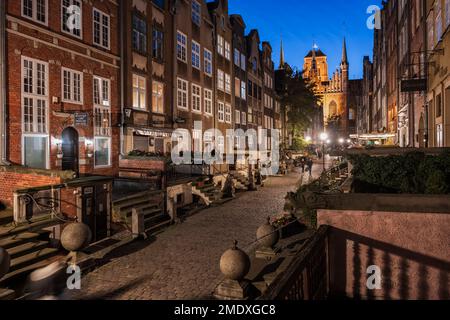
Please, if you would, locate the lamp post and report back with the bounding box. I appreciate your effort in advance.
[320,133,328,173]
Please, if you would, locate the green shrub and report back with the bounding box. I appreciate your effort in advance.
[349,151,450,194]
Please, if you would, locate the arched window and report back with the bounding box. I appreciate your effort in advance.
[329,101,338,116]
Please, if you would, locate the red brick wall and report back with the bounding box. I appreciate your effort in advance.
[5,0,120,177]
[0,170,63,207]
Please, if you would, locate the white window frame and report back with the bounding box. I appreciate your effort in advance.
[241,112,247,125]
[204,49,212,76]
[21,56,49,169]
[234,49,240,66]
[177,31,187,63]
[132,74,147,110]
[94,136,111,168]
[93,8,110,50]
[204,89,213,116]
[235,110,240,124]
[61,67,83,104]
[225,73,231,94]
[177,78,189,110]
[93,76,111,137]
[224,41,231,60]
[22,0,48,25]
[240,81,246,100]
[225,104,232,124]
[217,35,224,56]
[218,102,225,122]
[61,0,83,39]
[217,69,224,91]
[192,40,201,70]
[192,84,202,113]
[152,81,164,114]
[240,53,246,71]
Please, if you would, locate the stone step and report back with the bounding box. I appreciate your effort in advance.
[0,256,61,286]
[123,204,160,218]
[7,241,50,259]
[9,247,60,273]
[144,212,170,228]
[0,231,49,250]
[0,216,59,239]
[145,219,172,235]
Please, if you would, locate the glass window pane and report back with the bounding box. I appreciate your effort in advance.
[24,136,47,169]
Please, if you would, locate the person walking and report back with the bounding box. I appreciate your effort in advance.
[306,158,314,178]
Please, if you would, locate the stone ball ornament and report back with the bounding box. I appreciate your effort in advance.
[61,222,92,252]
[219,240,250,281]
[256,217,279,249]
[0,247,11,279]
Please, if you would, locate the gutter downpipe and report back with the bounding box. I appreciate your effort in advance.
[0,0,9,165]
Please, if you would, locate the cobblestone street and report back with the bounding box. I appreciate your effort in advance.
[66,161,330,300]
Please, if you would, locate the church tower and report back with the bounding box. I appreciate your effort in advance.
[340,38,349,93]
[278,37,285,70]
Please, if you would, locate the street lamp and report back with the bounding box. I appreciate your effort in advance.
[319,133,329,172]
[305,136,312,143]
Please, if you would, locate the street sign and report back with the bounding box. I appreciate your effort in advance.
[401,79,427,92]
[74,112,89,126]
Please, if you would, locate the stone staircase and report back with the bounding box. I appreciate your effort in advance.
[113,191,172,235]
[229,171,250,190]
[192,180,222,206]
[0,215,62,288]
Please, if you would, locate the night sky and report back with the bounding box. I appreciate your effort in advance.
[228,0,383,79]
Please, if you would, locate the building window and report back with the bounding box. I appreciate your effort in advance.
[152,82,164,114]
[152,28,164,61]
[22,57,49,169]
[225,73,231,94]
[240,53,246,71]
[192,84,202,113]
[204,49,212,76]
[235,110,240,124]
[192,41,201,70]
[436,93,442,118]
[132,74,146,110]
[177,31,187,62]
[94,76,111,137]
[132,14,147,54]
[94,137,111,167]
[204,89,213,115]
[218,102,225,122]
[248,108,253,124]
[240,81,246,100]
[436,124,444,147]
[217,35,224,56]
[93,8,110,49]
[177,78,188,110]
[22,0,48,25]
[192,0,201,26]
[62,0,82,38]
[224,41,231,60]
[241,112,247,125]
[62,68,83,104]
[234,49,240,66]
[217,69,224,91]
[235,78,240,98]
[427,14,435,50]
[435,0,443,42]
[225,104,232,124]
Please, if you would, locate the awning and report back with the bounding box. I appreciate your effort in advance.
[134,128,173,138]
[350,133,397,140]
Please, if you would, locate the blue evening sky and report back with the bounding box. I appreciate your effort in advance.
[228,0,382,79]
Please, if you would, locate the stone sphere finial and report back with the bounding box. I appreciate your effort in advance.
[61,223,92,252]
[219,240,250,281]
[256,217,279,249]
[0,247,11,279]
